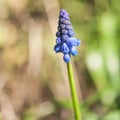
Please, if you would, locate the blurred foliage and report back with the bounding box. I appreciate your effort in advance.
[0,0,120,120]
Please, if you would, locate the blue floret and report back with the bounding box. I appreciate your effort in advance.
[54,9,81,63]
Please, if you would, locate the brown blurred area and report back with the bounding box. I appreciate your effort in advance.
[0,0,79,119]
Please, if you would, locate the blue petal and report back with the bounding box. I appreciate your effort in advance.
[75,39,80,46]
[63,54,70,63]
[56,37,61,44]
[68,30,74,37]
[70,47,78,56]
[56,31,61,37]
[60,24,65,29]
[67,37,80,48]
[61,35,69,41]
[63,19,71,25]
[65,25,73,30]
[61,43,69,54]
[62,29,68,34]
[60,9,69,17]
[66,38,74,48]
[54,44,61,53]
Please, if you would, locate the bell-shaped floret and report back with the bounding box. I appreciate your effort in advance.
[70,47,78,56]
[61,43,69,54]
[63,54,70,63]
[54,44,61,53]
[56,37,61,44]
[67,37,80,48]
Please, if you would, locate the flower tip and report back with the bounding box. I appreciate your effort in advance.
[60,9,66,12]
[60,9,69,17]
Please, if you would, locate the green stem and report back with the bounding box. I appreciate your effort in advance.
[67,61,82,120]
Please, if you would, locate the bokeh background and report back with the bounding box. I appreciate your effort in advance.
[0,0,120,120]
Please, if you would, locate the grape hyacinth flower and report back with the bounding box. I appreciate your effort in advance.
[54,9,82,120]
[54,9,80,63]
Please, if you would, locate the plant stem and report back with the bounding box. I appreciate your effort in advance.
[67,61,82,120]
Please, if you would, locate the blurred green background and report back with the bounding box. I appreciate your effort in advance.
[0,0,120,120]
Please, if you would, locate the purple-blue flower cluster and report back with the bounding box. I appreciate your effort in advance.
[54,9,80,63]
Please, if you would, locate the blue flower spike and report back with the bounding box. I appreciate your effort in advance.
[54,9,80,63]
